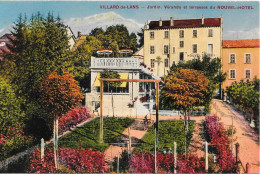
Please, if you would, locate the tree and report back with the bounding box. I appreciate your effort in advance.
[100,70,122,89]
[169,56,226,111]
[39,71,83,169]
[0,76,25,135]
[161,69,209,130]
[71,36,102,92]
[137,28,144,47]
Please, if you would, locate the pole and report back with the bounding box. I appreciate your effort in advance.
[154,130,157,174]
[174,142,177,174]
[100,80,104,143]
[41,138,45,160]
[205,141,208,172]
[155,82,159,174]
[117,154,120,173]
[128,127,131,150]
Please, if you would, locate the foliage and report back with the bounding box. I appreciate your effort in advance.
[0,126,33,161]
[161,69,209,113]
[169,56,226,111]
[0,76,25,134]
[206,115,236,172]
[29,148,108,173]
[226,78,259,120]
[100,70,122,88]
[39,71,83,118]
[58,117,134,152]
[58,106,92,135]
[137,28,144,47]
[135,120,195,154]
[129,151,204,173]
[89,24,138,54]
[71,36,102,92]
[112,150,130,173]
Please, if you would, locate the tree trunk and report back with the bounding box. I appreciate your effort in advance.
[53,116,59,170]
[188,110,190,121]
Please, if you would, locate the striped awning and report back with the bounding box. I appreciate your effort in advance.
[94,72,129,87]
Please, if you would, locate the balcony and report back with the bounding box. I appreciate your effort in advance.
[91,57,140,70]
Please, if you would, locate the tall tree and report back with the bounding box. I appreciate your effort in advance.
[1,12,71,139]
[39,71,83,169]
[161,69,209,130]
[169,56,226,111]
[137,28,144,47]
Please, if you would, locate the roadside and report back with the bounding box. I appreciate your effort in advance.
[211,99,260,173]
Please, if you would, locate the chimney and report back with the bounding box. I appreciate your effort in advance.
[78,31,81,38]
[201,15,204,25]
[159,18,162,27]
[170,17,174,26]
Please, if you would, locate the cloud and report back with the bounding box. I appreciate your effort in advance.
[223,28,260,40]
[63,11,143,36]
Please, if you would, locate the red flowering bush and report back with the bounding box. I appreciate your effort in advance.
[129,151,204,173]
[206,115,236,172]
[29,148,108,173]
[139,88,144,92]
[58,106,92,135]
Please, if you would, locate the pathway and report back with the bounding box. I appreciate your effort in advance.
[104,119,152,162]
[211,99,260,173]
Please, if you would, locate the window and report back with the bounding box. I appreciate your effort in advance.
[180,41,184,48]
[229,69,236,79]
[208,29,213,37]
[192,44,197,53]
[245,69,251,78]
[164,59,169,67]
[151,59,155,68]
[164,45,169,54]
[179,52,184,61]
[150,46,155,54]
[193,30,197,37]
[179,30,184,38]
[172,47,175,53]
[229,54,236,64]
[164,31,169,38]
[208,44,213,55]
[150,31,154,39]
[245,54,251,64]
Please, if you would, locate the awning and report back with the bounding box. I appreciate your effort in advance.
[94,72,129,87]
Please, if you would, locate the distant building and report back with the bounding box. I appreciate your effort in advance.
[72,32,87,51]
[143,16,223,76]
[222,39,260,89]
[0,34,14,61]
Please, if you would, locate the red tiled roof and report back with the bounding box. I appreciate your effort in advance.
[222,39,260,48]
[148,18,221,29]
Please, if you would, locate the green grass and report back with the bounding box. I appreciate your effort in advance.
[58,117,134,152]
[136,120,195,154]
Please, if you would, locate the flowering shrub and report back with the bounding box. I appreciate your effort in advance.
[29,148,108,173]
[129,151,204,173]
[58,106,92,135]
[139,88,144,92]
[134,97,138,101]
[206,115,236,172]
[0,126,33,161]
[127,103,134,108]
[140,96,148,103]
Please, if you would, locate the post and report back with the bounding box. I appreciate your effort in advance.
[205,141,208,172]
[154,130,157,174]
[174,142,177,174]
[117,154,120,173]
[246,163,250,173]
[53,118,58,169]
[100,80,104,143]
[155,82,159,174]
[41,138,45,160]
[128,127,131,150]
[235,143,240,163]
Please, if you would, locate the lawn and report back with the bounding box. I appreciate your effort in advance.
[135,120,195,154]
[58,117,134,152]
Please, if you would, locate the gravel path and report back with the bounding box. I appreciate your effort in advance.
[211,99,260,173]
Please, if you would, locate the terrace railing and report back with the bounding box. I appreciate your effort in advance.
[91,57,140,69]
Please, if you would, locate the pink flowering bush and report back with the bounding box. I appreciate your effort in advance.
[29,148,108,173]
[129,151,204,173]
[206,115,236,172]
[58,106,92,135]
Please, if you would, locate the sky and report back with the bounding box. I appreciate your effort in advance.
[0,1,259,40]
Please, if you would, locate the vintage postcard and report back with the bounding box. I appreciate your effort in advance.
[0,0,259,173]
